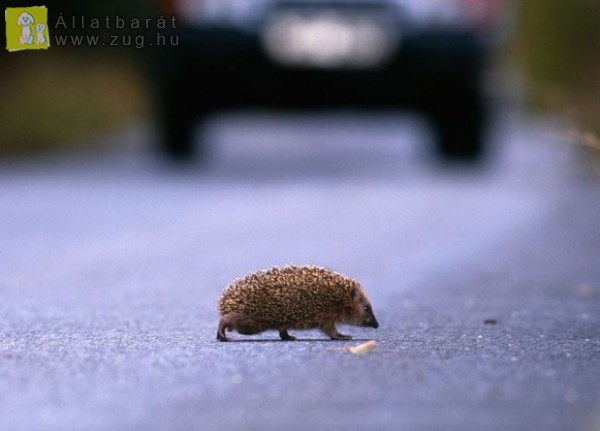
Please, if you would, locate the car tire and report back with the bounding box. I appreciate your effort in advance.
[159,109,198,162]
[152,44,209,163]
[427,80,489,163]
[157,79,208,163]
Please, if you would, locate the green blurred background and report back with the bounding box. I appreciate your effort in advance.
[514,1,600,146]
[0,1,598,158]
[0,0,154,156]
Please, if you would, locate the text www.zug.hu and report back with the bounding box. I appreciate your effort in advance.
[53,33,178,49]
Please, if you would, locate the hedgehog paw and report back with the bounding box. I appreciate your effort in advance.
[279,329,296,341]
[217,333,230,342]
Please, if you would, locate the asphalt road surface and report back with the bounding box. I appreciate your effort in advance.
[1,112,599,431]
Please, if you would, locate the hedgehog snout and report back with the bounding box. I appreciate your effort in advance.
[365,315,379,329]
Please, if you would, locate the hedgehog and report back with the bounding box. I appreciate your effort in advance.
[217,265,379,341]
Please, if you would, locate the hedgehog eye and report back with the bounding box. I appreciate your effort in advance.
[363,305,371,313]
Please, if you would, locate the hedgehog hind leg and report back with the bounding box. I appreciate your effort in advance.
[217,317,230,342]
[218,313,249,341]
[278,329,296,341]
[218,312,268,340]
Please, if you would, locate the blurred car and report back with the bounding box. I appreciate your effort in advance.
[154,0,512,163]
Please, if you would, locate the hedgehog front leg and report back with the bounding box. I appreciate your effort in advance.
[278,329,296,341]
[320,320,352,340]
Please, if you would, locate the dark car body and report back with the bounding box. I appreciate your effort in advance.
[153,0,511,162]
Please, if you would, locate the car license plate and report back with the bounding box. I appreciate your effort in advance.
[262,13,398,69]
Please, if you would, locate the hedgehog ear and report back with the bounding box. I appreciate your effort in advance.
[351,288,360,302]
